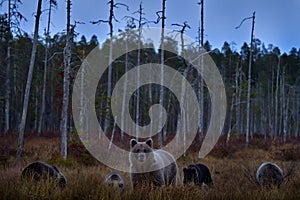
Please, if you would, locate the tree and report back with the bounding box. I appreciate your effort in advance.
[2,0,25,133]
[154,0,167,146]
[236,12,255,145]
[38,0,57,134]
[17,0,42,160]
[60,0,72,160]
[91,0,128,134]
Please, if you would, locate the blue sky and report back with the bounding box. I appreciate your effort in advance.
[2,0,300,53]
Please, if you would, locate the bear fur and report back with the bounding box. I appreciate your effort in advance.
[256,162,284,188]
[129,138,178,188]
[103,172,125,189]
[183,163,213,187]
[21,161,67,188]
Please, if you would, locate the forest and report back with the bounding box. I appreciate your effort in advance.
[1,0,300,199]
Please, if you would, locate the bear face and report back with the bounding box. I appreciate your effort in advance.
[130,138,154,164]
[104,172,125,189]
[183,167,197,185]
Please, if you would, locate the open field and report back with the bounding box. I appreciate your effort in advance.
[0,133,300,200]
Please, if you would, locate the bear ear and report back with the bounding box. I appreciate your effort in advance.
[130,139,138,148]
[145,138,153,148]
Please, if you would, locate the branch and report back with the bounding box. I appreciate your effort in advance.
[112,15,119,23]
[154,11,163,24]
[235,16,253,29]
[90,19,109,25]
[114,3,129,11]
[171,21,191,33]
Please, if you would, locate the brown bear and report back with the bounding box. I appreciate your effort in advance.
[103,172,125,189]
[256,162,284,188]
[129,138,178,188]
[183,163,213,187]
[21,161,67,188]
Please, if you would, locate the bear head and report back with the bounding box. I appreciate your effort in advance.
[130,138,154,164]
[183,167,198,185]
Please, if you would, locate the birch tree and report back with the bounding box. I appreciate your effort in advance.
[17,0,42,160]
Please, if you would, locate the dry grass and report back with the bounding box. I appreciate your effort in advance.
[0,134,300,199]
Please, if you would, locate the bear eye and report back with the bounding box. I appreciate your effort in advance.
[143,149,148,153]
[136,149,140,153]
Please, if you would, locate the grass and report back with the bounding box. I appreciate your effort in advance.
[0,133,300,199]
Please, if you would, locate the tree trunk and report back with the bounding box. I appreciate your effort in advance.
[245,12,255,146]
[38,0,53,135]
[274,58,280,138]
[158,0,166,147]
[60,0,72,160]
[103,0,114,134]
[17,0,43,160]
[5,0,11,134]
[135,2,143,139]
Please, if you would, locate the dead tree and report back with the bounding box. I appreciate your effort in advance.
[154,0,166,147]
[38,0,57,135]
[123,1,153,139]
[91,0,128,134]
[171,22,191,153]
[197,0,204,46]
[17,0,42,160]
[196,0,205,138]
[2,0,26,133]
[60,0,72,160]
[236,12,255,145]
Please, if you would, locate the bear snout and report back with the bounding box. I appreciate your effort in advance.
[137,152,146,162]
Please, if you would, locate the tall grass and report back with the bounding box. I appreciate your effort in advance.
[0,134,299,199]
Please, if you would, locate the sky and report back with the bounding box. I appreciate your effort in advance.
[1,0,300,54]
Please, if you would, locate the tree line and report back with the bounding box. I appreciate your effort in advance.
[0,0,300,159]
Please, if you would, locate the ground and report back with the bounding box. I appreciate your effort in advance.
[0,133,299,199]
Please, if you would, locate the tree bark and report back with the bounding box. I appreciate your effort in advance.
[60,0,72,160]
[17,0,43,160]
[245,12,255,146]
[158,0,166,147]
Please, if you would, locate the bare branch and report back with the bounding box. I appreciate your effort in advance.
[171,21,191,33]
[235,16,253,29]
[154,11,163,24]
[90,19,109,25]
[114,3,129,11]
